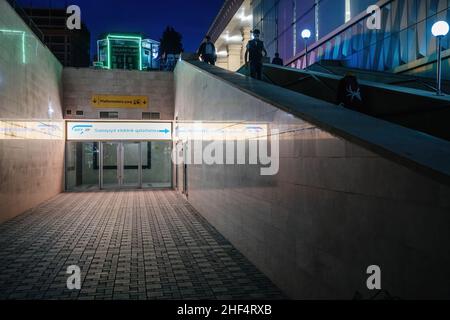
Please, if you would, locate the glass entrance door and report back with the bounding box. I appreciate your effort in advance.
[101,142,120,189]
[98,141,172,190]
[100,142,141,189]
[141,141,172,189]
[122,142,141,188]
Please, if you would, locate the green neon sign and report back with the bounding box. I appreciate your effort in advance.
[0,29,26,64]
[104,34,143,71]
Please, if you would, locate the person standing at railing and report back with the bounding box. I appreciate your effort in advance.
[198,36,217,66]
[272,53,284,66]
[245,29,267,80]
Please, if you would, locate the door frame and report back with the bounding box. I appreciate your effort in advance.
[183,141,188,197]
[99,141,142,190]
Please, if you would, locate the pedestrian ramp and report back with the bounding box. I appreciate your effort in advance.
[237,62,450,141]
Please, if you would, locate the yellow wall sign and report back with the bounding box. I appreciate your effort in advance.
[91,95,149,108]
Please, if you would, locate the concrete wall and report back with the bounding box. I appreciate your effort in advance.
[0,1,65,223]
[63,68,174,120]
[174,61,450,299]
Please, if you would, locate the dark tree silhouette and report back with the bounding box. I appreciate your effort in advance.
[159,26,184,57]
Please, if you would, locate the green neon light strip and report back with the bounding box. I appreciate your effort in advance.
[97,40,100,64]
[0,29,26,64]
[107,34,142,40]
[22,32,26,64]
[107,37,111,69]
[139,38,143,71]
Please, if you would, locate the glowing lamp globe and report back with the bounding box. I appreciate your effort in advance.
[432,21,449,37]
[301,29,312,40]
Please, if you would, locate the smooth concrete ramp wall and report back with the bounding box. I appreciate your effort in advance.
[174,60,450,299]
[0,1,64,223]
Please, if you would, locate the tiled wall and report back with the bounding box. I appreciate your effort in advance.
[0,1,65,223]
[63,68,175,120]
[174,61,450,299]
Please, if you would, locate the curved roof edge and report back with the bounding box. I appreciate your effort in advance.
[204,0,244,44]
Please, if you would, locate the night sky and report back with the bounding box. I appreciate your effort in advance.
[17,0,224,57]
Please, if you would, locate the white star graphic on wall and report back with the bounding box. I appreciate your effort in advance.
[346,86,362,102]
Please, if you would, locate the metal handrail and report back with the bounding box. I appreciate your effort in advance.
[307,62,337,75]
[387,78,442,93]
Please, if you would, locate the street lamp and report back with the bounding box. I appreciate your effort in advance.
[301,29,312,68]
[432,21,449,96]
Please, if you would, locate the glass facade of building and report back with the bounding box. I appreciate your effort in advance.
[252,0,450,73]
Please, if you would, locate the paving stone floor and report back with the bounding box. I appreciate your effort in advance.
[0,191,285,300]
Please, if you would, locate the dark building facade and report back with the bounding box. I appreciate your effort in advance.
[23,7,90,67]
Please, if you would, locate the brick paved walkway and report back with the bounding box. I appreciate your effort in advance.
[0,191,284,300]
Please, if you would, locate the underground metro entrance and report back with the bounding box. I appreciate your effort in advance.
[100,141,172,189]
[102,141,147,189]
[65,121,173,191]
[66,141,173,191]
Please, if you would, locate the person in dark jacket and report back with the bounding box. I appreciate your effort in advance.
[245,29,267,80]
[272,52,284,66]
[198,36,217,65]
[336,72,364,112]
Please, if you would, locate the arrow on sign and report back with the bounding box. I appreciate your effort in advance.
[159,129,170,134]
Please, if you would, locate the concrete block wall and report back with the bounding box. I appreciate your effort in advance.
[0,1,65,223]
[63,68,174,120]
[174,61,450,299]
